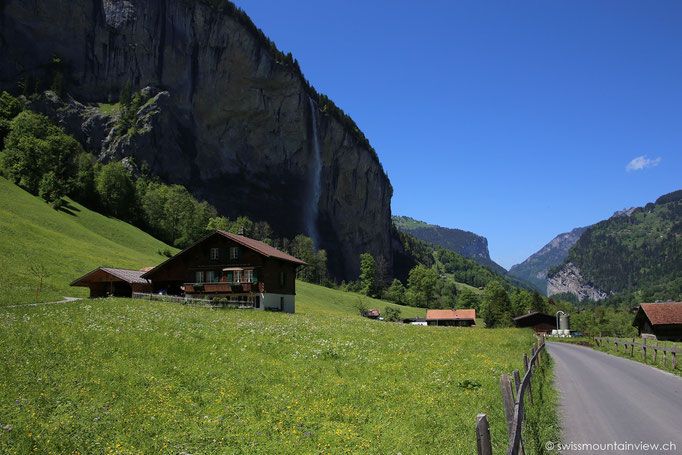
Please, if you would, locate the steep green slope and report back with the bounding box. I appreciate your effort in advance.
[393,216,508,275]
[0,177,177,305]
[549,190,682,302]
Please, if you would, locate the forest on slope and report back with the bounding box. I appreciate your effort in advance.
[550,190,682,304]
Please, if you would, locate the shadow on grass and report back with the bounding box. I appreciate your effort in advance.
[58,201,81,216]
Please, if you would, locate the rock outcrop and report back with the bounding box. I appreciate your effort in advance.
[508,226,588,293]
[547,262,610,301]
[0,0,393,280]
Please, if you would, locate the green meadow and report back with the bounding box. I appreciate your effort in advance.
[0,298,536,454]
[0,177,176,306]
[0,177,551,453]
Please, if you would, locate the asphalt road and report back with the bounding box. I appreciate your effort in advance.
[546,342,682,455]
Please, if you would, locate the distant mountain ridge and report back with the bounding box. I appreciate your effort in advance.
[508,226,589,294]
[547,189,682,302]
[393,216,508,276]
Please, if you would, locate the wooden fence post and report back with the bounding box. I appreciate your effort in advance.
[630,338,635,357]
[476,414,493,455]
[642,338,647,362]
[523,353,532,403]
[513,369,521,397]
[500,374,515,437]
[654,342,658,363]
[663,342,667,367]
[538,338,542,362]
[673,348,677,370]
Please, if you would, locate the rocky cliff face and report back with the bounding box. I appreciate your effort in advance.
[0,0,393,280]
[547,262,610,301]
[508,226,588,293]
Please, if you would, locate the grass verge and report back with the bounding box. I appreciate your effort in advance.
[523,352,560,454]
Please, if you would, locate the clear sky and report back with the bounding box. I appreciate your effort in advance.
[232,0,682,269]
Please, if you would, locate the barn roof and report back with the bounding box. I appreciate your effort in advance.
[637,302,682,326]
[426,309,477,321]
[70,267,151,286]
[141,230,306,279]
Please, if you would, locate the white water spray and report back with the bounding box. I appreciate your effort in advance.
[307,97,322,248]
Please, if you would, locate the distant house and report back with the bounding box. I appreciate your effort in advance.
[513,312,556,334]
[426,309,476,327]
[70,267,153,298]
[140,230,306,313]
[632,302,682,341]
[401,317,427,326]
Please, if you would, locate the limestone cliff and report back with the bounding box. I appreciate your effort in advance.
[508,226,588,294]
[547,263,610,301]
[0,0,393,280]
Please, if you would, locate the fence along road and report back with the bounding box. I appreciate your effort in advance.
[546,342,682,454]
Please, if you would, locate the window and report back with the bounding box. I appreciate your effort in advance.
[230,247,239,260]
[244,269,253,283]
[210,248,219,260]
[234,270,242,283]
[206,271,215,282]
[279,271,285,288]
[195,271,205,283]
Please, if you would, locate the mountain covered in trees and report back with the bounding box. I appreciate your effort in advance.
[548,190,682,303]
[508,226,588,294]
[393,216,508,275]
[0,0,392,281]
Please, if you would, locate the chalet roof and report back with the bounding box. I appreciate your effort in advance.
[637,302,682,326]
[513,311,553,321]
[215,230,306,265]
[426,309,477,321]
[70,267,150,286]
[141,230,306,279]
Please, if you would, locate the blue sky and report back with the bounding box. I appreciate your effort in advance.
[232,0,682,269]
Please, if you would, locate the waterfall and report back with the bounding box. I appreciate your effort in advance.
[307,97,322,248]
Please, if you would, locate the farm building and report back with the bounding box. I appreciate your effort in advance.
[426,309,476,327]
[513,312,556,334]
[401,317,427,326]
[140,230,306,313]
[632,302,682,341]
[70,267,153,298]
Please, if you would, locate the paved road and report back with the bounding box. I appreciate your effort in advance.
[546,342,682,454]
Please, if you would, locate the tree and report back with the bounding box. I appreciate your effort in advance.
[359,253,376,296]
[353,296,368,316]
[510,289,533,317]
[384,306,402,322]
[530,290,548,314]
[39,171,66,208]
[28,261,50,295]
[458,288,480,312]
[482,281,513,328]
[0,91,23,148]
[374,255,389,295]
[95,161,136,220]
[1,111,79,195]
[405,264,438,308]
[385,278,407,305]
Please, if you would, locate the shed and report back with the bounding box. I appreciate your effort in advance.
[632,302,682,341]
[426,309,476,327]
[513,312,556,334]
[70,267,153,298]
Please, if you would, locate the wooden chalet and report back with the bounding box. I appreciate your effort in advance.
[513,312,556,334]
[632,302,682,341]
[426,309,476,327]
[140,230,306,313]
[70,267,153,298]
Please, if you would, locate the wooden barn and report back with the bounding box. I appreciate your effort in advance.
[70,267,153,298]
[426,309,476,327]
[632,302,682,341]
[513,312,556,334]
[140,230,306,313]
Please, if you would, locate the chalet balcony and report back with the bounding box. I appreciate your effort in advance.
[184,282,263,294]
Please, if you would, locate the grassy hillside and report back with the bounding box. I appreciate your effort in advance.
[0,177,177,305]
[0,298,536,454]
[296,281,428,318]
